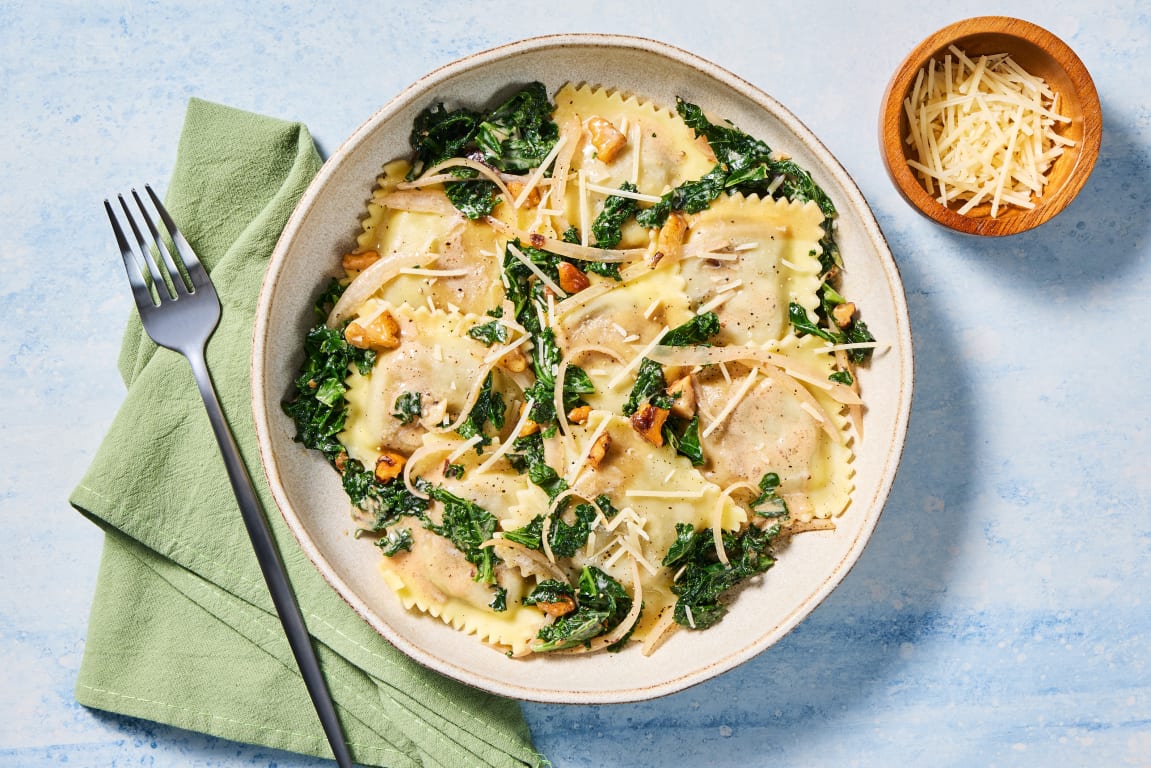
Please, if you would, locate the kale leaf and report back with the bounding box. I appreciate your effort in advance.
[788,302,875,364]
[502,514,544,549]
[391,391,423,425]
[523,579,575,608]
[507,432,568,502]
[341,461,428,528]
[532,566,634,652]
[548,502,599,559]
[467,319,509,347]
[622,357,671,416]
[591,181,639,248]
[377,527,413,557]
[456,372,506,446]
[659,311,721,347]
[662,521,780,630]
[408,83,558,219]
[417,481,501,584]
[282,312,376,460]
[635,165,728,229]
[473,82,560,172]
[749,472,789,519]
[409,103,482,175]
[445,180,499,220]
[663,412,704,466]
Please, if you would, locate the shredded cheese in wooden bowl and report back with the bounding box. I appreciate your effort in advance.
[904,45,1076,218]
[879,16,1101,236]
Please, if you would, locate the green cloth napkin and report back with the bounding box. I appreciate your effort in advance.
[70,98,546,768]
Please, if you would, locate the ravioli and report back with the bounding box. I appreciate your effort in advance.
[679,194,825,346]
[286,82,875,658]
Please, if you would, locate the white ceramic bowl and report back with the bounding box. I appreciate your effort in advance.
[252,33,913,704]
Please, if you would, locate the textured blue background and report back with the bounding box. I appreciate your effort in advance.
[2,1,1148,765]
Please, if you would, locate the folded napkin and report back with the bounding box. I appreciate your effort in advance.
[70,98,545,768]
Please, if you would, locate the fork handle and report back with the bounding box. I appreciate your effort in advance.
[186,346,356,768]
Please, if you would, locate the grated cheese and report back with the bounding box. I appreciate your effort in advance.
[475,399,536,473]
[585,181,663,203]
[903,45,1074,217]
[702,367,759,439]
[695,291,736,315]
[578,169,590,247]
[447,434,485,463]
[625,488,707,499]
[398,267,471,278]
[606,326,669,390]
[506,242,567,298]
[514,134,568,207]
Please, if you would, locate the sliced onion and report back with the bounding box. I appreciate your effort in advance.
[405,157,517,209]
[483,216,645,263]
[547,115,582,230]
[327,250,433,328]
[375,189,458,215]
[647,344,862,406]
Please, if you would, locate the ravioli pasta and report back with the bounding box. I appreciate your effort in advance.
[285,82,876,657]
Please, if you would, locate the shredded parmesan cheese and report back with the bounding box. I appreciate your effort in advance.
[625,488,707,499]
[585,181,663,203]
[702,367,759,438]
[506,242,567,298]
[514,134,568,207]
[606,326,669,390]
[398,267,471,278]
[903,46,1074,217]
[475,399,536,473]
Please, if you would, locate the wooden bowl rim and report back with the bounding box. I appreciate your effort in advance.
[879,16,1102,236]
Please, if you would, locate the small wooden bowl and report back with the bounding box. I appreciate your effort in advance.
[879,16,1102,236]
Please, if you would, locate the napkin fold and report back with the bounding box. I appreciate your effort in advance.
[70,98,545,768]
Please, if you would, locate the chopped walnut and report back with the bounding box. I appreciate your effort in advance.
[654,212,688,264]
[518,402,541,436]
[501,347,528,373]
[586,432,612,469]
[345,310,400,351]
[586,116,628,163]
[536,595,577,617]
[666,375,696,419]
[832,301,857,329]
[567,405,592,425]
[373,450,407,483]
[556,261,590,294]
[341,250,380,272]
[630,403,670,446]
[505,180,541,207]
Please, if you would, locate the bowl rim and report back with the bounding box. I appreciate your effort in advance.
[879,15,1102,236]
[251,32,915,703]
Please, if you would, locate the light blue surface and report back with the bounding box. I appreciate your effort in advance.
[2,1,1148,765]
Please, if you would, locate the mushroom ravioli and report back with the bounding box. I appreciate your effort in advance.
[283,82,877,657]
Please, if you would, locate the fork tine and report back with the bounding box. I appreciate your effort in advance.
[105,199,158,309]
[130,188,192,297]
[117,193,175,301]
[144,184,211,293]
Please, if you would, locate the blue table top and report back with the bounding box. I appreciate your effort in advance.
[3,1,1148,765]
